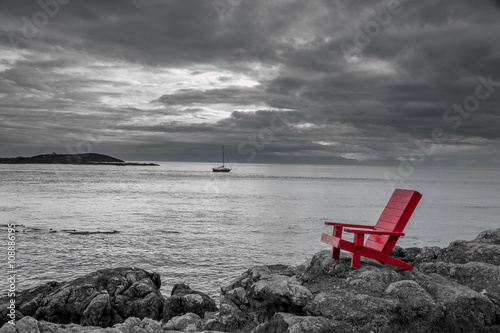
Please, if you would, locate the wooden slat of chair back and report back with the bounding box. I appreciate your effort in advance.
[364,189,422,253]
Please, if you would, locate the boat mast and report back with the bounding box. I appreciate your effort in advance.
[222,145,225,167]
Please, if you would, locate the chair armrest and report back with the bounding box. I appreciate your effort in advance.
[325,222,375,229]
[344,228,405,236]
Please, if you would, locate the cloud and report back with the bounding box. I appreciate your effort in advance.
[0,0,499,166]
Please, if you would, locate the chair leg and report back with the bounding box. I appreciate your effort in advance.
[351,233,364,268]
[332,226,343,259]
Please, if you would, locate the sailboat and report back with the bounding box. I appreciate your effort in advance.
[212,145,231,172]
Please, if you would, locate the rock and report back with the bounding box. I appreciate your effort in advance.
[384,279,442,322]
[475,228,500,245]
[1,316,40,333]
[3,228,500,333]
[252,312,332,333]
[212,265,314,331]
[163,284,218,322]
[437,239,500,265]
[412,272,498,330]
[113,273,164,321]
[304,289,398,325]
[0,316,169,333]
[208,237,500,332]
[0,323,16,333]
[141,317,163,332]
[117,316,142,330]
[204,296,249,332]
[299,251,354,282]
[393,228,500,266]
[162,312,203,332]
[0,268,164,328]
[81,293,113,327]
[419,261,500,313]
[301,246,500,332]
[392,245,442,266]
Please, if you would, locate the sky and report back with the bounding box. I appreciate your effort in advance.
[1,0,500,167]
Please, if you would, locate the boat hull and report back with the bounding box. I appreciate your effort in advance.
[212,167,231,172]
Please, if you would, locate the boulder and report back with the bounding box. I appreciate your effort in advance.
[300,244,500,332]
[252,312,332,333]
[475,228,500,245]
[0,316,40,333]
[204,294,250,332]
[1,316,170,333]
[0,268,164,328]
[437,239,500,265]
[206,230,500,332]
[211,265,313,331]
[384,279,442,323]
[162,312,203,332]
[419,261,500,315]
[393,228,500,266]
[163,284,218,322]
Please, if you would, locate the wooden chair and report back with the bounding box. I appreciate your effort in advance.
[321,189,422,270]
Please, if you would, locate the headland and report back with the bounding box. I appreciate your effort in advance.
[0,153,159,166]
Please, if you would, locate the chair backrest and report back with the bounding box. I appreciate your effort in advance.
[365,189,422,254]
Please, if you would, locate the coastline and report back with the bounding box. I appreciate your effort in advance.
[1,228,500,333]
[0,153,159,166]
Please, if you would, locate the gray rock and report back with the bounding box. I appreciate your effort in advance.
[252,312,332,333]
[141,317,163,332]
[162,312,203,332]
[415,272,498,329]
[163,284,218,322]
[205,297,249,332]
[212,265,314,331]
[3,228,500,333]
[0,323,16,333]
[384,279,442,322]
[0,268,164,328]
[0,316,168,333]
[304,289,398,324]
[3,316,40,333]
[393,228,500,266]
[437,239,500,265]
[419,261,500,315]
[301,240,500,332]
[475,228,500,245]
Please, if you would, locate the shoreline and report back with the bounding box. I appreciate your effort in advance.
[1,228,499,332]
[0,153,159,166]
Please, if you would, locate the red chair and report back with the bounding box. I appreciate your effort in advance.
[321,189,422,269]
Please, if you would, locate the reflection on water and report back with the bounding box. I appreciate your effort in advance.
[1,163,499,299]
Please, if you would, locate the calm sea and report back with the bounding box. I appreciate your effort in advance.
[1,162,499,300]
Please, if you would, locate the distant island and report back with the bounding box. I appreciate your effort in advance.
[0,153,159,166]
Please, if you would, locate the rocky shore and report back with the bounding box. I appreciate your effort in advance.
[2,228,500,333]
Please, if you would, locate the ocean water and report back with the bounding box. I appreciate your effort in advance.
[1,162,499,300]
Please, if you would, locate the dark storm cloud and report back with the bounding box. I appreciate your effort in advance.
[0,0,499,165]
